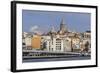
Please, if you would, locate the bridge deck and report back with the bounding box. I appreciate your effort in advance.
[23,50,81,55]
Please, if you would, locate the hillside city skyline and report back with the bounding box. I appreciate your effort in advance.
[22,10,91,62]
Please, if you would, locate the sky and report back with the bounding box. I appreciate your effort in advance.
[22,10,91,34]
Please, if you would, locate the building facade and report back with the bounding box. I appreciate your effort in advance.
[31,35,41,49]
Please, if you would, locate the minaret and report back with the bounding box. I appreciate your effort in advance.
[50,26,56,40]
[51,26,55,33]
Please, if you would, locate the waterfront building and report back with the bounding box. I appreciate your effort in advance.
[22,32,32,50]
[78,31,91,52]
[31,35,41,49]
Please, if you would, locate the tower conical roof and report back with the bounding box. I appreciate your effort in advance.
[59,18,68,34]
[61,18,65,25]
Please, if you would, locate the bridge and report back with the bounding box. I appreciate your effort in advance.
[22,50,90,59]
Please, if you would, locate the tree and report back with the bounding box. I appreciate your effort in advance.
[84,41,89,52]
[41,42,46,50]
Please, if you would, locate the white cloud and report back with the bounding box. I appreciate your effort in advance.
[30,25,42,35]
[30,25,38,32]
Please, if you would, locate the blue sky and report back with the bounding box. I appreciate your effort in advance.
[22,10,91,34]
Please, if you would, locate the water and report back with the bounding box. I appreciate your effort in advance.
[23,55,91,63]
